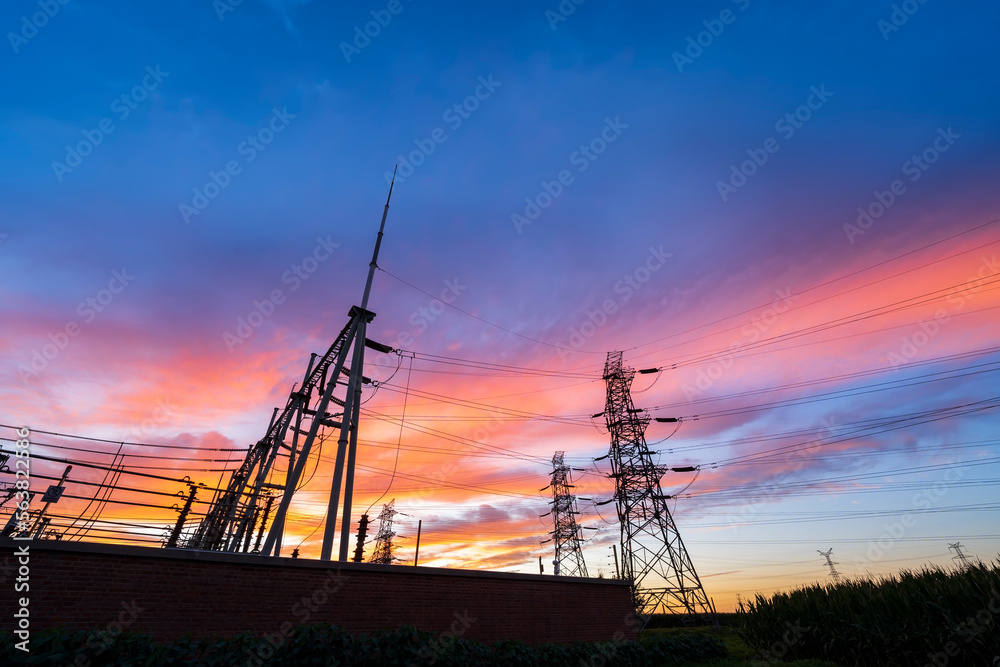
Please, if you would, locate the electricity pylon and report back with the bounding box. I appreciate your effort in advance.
[948,542,973,569]
[369,500,397,565]
[818,548,843,582]
[546,451,589,577]
[186,170,398,560]
[601,351,714,622]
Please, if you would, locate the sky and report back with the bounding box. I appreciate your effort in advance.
[2,0,1000,612]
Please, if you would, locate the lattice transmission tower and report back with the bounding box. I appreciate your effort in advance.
[949,542,974,569]
[601,351,714,621]
[818,548,843,583]
[545,451,589,577]
[369,500,397,565]
[183,170,398,561]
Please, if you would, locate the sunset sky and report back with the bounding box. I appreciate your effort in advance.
[2,0,999,611]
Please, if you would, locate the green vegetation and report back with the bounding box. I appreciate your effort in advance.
[0,623,727,666]
[737,560,1000,666]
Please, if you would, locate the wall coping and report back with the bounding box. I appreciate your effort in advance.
[0,537,627,587]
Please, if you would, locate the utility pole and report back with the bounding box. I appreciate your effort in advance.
[602,352,714,624]
[189,170,398,560]
[413,519,422,566]
[611,545,620,580]
[948,542,973,569]
[252,493,274,553]
[368,500,397,565]
[818,548,842,583]
[166,483,198,548]
[545,451,589,577]
[29,465,71,538]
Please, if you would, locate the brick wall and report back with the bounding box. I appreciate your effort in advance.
[0,538,636,645]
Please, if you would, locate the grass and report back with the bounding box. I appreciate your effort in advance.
[738,560,1000,666]
[642,627,844,667]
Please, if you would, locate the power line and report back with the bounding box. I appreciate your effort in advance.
[625,216,1000,358]
[0,424,244,452]
[378,267,605,355]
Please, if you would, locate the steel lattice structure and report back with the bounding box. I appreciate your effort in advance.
[369,499,397,565]
[184,171,398,560]
[548,451,589,577]
[818,548,843,582]
[185,322,352,554]
[602,351,714,621]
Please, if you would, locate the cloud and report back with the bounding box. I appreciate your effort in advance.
[256,0,315,34]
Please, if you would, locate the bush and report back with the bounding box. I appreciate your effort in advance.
[0,622,727,666]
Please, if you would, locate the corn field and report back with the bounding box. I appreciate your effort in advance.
[737,559,1000,666]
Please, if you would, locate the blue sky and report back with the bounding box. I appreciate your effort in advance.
[2,0,999,607]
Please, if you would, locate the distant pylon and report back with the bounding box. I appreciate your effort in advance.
[601,351,714,623]
[818,548,842,583]
[948,542,973,569]
[369,500,397,565]
[547,451,589,577]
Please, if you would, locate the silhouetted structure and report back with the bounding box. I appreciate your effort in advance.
[602,351,714,622]
[185,172,398,560]
[369,500,397,565]
[818,548,843,582]
[948,542,974,568]
[547,451,589,577]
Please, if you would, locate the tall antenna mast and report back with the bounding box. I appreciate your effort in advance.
[191,171,399,560]
[361,165,396,311]
[321,165,397,561]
